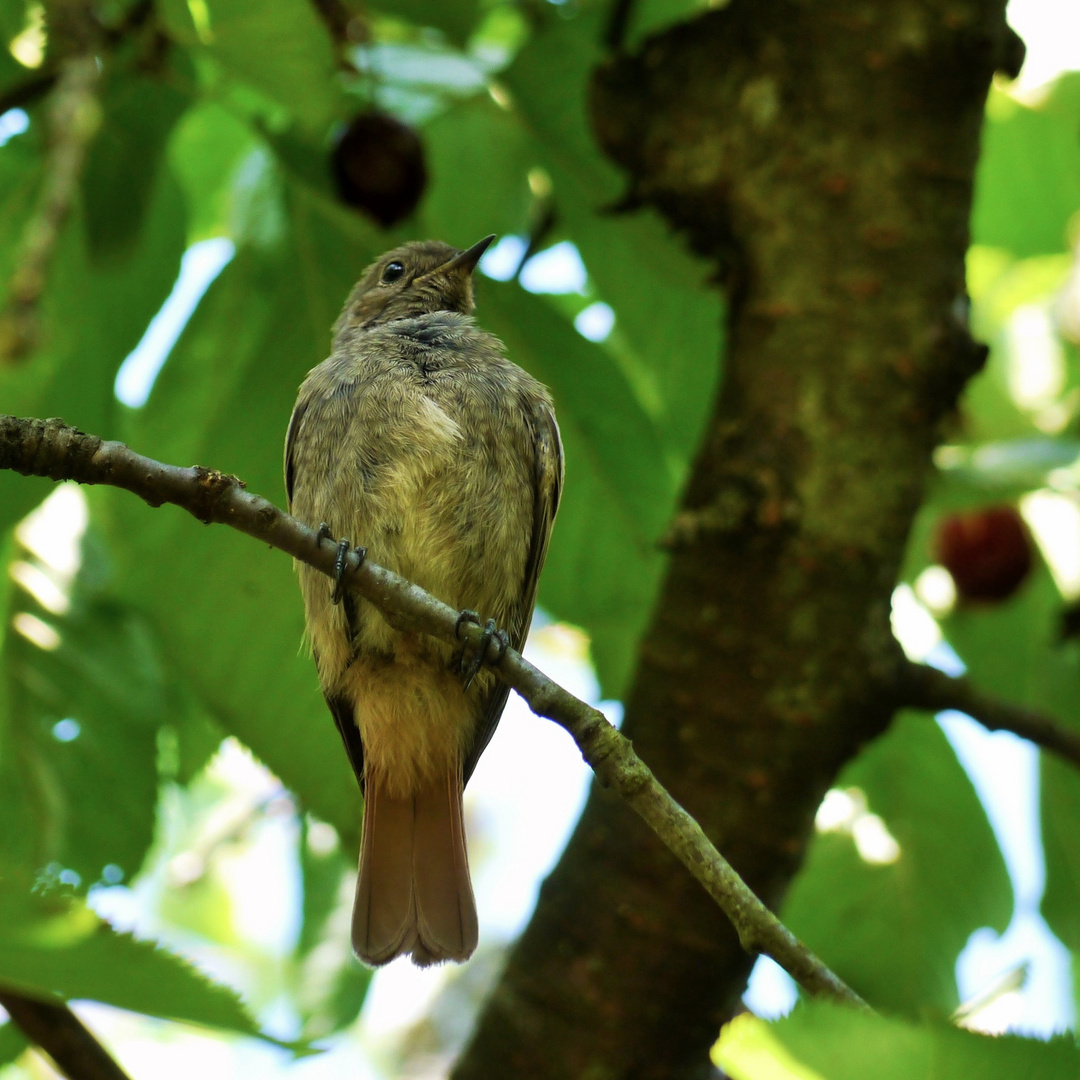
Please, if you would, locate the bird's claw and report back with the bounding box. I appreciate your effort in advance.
[456,613,508,690]
[329,537,366,606]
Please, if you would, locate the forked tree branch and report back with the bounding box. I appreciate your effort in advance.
[0,414,864,1007]
[903,660,1080,771]
[0,990,131,1080]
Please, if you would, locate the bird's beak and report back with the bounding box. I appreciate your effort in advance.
[442,235,496,276]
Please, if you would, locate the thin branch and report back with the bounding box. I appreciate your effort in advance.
[0,55,102,363]
[903,660,1080,771]
[0,415,866,1009]
[0,990,132,1080]
[0,69,60,116]
[603,0,636,51]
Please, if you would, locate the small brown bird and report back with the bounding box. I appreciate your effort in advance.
[285,237,562,966]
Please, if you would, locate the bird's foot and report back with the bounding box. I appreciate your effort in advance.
[328,537,366,606]
[456,611,509,690]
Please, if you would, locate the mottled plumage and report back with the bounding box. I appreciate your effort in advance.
[285,238,562,966]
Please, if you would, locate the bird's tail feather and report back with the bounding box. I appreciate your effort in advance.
[352,764,477,966]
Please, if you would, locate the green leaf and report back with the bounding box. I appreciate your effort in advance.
[1,533,169,890]
[561,205,722,464]
[0,146,186,534]
[0,0,29,43]
[292,819,371,1039]
[503,15,722,462]
[716,1001,1080,1080]
[1041,754,1080,954]
[972,74,1080,258]
[168,102,258,243]
[81,71,190,261]
[101,182,384,844]
[781,712,1011,1016]
[624,0,709,49]
[421,93,534,244]
[161,0,340,133]
[942,564,1080,734]
[502,13,621,206]
[417,15,722,687]
[369,0,482,46]
[0,884,262,1038]
[478,280,675,692]
[0,1019,28,1068]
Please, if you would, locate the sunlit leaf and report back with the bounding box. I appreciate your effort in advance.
[0,883,264,1038]
[782,712,1011,1016]
[100,180,384,844]
[973,75,1080,258]
[82,71,190,261]
[716,1002,1080,1080]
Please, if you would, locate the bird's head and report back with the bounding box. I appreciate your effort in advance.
[335,236,495,333]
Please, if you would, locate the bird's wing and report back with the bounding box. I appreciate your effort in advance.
[323,683,366,793]
[287,390,367,790]
[463,400,564,783]
[283,394,307,511]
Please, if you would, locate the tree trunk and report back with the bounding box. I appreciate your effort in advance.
[455,2,1018,1076]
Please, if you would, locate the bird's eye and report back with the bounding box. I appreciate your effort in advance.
[381,261,405,284]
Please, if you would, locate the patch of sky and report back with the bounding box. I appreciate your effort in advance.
[482,237,614,341]
[575,301,615,342]
[356,42,491,90]
[52,717,81,742]
[481,237,588,295]
[1007,0,1080,93]
[114,238,234,408]
[0,108,28,147]
[479,235,527,281]
[519,241,587,294]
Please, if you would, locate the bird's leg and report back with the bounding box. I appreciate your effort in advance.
[315,522,333,546]
[456,611,509,690]
[330,540,366,606]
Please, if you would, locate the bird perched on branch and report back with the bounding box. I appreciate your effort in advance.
[285,237,562,966]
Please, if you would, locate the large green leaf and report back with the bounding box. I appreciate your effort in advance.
[0,142,186,533]
[168,102,258,243]
[421,93,535,245]
[81,70,190,261]
[0,883,262,1038]
[943,565,1080,735]
[972,75,1080,258]
[1,553,165,890]
[101,181,385,843]
[416,20,722,687]
[0,1019,27,1068]
[0,0,29,43]
[503,14,722,462]
[159,0,339,132]
[290,818,371,1040]
[782,712,1011,1016]
[716,1001,1080,1080]
[370,0,482,46]
[479,280,675,692]
[1042,753,1080,955]
[623,0,708,47]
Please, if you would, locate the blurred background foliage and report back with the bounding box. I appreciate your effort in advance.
[0,0,1078,1075]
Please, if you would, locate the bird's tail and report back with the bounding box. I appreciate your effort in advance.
[352,762,478,966]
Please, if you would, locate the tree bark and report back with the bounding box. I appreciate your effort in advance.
[455,2,1017,1077]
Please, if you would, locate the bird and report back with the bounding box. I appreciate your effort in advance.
[284,236,562,966]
